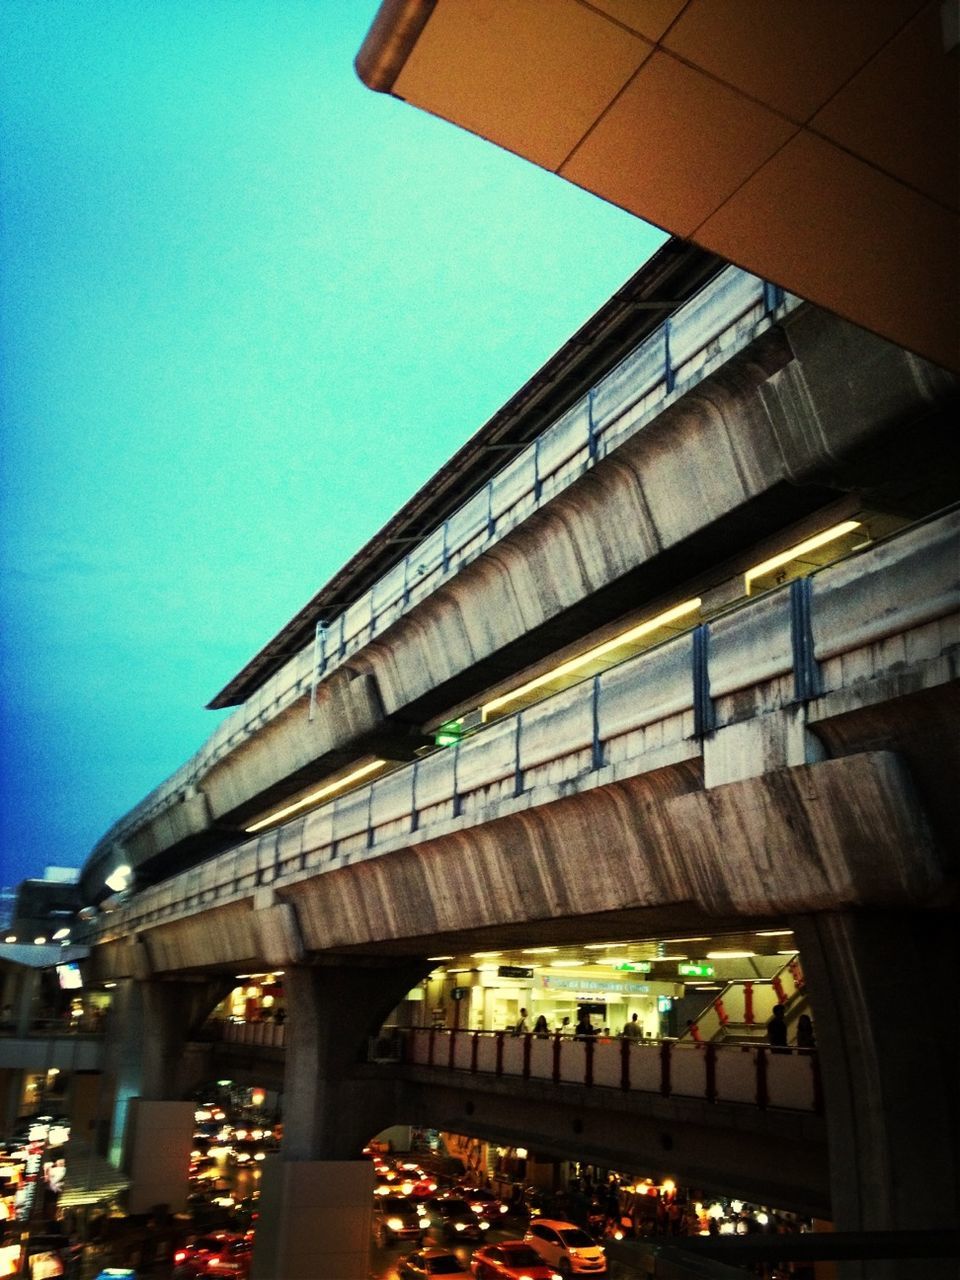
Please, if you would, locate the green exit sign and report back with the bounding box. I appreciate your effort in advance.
[615,961,652,973]
[678,962,715,977]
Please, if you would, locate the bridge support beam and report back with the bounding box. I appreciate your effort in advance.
[793,910,958,1280]
[251,957,429,1280]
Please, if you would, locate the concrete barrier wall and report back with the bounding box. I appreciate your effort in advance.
[84,507,957,971]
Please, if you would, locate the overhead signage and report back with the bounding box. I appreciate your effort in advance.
[678,962,715,977]
[541,975,651,996]
[497,965,534,979]
[614,961,652,973]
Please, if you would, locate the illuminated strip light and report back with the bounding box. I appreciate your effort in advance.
[245,759,386,833]
[744,521,861,593]
[482,597,702,718]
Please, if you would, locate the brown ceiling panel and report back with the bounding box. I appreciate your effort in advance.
[561,51,795,236]
[696,130,960,371]
[584,0,690,43]
[811,1,960,210]
[393,0,651,171]
[662,0,928,124]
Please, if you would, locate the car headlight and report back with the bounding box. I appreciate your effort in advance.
[386,1217,405,1231]
[454,1221,467,1231]
[478,1220,489,1229]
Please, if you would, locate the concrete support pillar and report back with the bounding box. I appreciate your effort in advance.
[251,957,429,1280]
[102,976,228,1166]
[14,969,40,1037]
[792,910,958,1280]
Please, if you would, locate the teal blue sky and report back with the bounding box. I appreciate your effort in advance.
[0,1,664,886]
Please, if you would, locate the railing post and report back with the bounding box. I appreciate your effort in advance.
[660,1040,672,1097]
[471,1031,479,1073]
[772,974,787,1005]
[756,1047,769,1110]
[743,981,754,1026]
[790,576,820,702]
[448,1028,457,1069]
[452,740,462,818]
[620,1037,630,1091]
[428,1026,435,1068]
[522,1033,532,1080]
[591,674,603,771]
[495,1031,505,1077]
[713,996,729,1029]
[584,1037,594,1088]
[705,1042,717,1103]
[553,1031,562,1084]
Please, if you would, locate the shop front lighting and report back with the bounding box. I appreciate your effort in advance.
[428,955,454,961]
[3,935,15,943]
[34,936,46,945]
[472,951,501,958]
[744,521,861,593]
[522,946,559,954]
[756,929,794,937]
[664,936,710,943]
[482,597,702,717]
[707,950,756,959]
[549,959,585,968]
[245,758,387,833]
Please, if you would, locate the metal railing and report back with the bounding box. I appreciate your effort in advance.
[403,1027,822,1114]
[89,268,795,855]
[93,505,958,935]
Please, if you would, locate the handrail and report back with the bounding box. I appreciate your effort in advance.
[87,267,795,858]
[400,1027,822,1114]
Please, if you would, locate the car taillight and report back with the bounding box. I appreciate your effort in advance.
[174,1250,187,1262]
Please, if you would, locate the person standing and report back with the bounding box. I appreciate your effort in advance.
[766,1003,789,1052]
[621,1013,642,1041]
[513,1007,529,1036]
[795,1012,816,1051]
[533,1014,550,1039]
[575,1009,596,1039]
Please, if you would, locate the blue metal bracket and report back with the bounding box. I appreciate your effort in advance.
[692,625,714,739]
[790,576,821,702]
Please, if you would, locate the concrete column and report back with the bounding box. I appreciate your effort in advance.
[792,910,958,1280]
[101,976,228,1166]
[14,969,40,1036]
[251,957,429,1280]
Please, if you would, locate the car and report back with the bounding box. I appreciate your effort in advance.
[199,1237,253,1277]
[173,1232,246,1277]
[399,1246,473,1278]
[424,1197,488,1243]
[471,1240,563,1280]
[523,1220,607,1275]
[453,1186,510,1224]
[372,1194,428,1246]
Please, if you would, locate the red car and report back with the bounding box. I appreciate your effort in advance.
[173,1233,250,1278]
[470,1240,563,1280]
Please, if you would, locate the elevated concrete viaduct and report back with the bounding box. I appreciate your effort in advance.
[59,253,959,1278]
